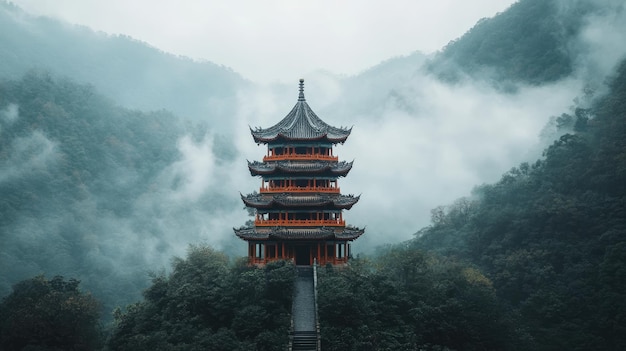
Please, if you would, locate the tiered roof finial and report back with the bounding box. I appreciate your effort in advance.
[298,78,305,102]
[249,78,352,144]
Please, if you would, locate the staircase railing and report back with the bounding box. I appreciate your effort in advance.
[313,258,321,351]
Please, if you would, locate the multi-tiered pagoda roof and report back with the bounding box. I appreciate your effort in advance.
[250,85,352,144]
[235,79,363,266]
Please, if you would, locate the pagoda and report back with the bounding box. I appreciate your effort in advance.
[234,79,364,266]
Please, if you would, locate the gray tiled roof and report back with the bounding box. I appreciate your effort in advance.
[233,226,364,240]
[241,193,360,209]
[248,160,353,176]
[250,80,351,143]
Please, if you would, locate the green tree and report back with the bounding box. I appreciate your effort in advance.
[107,245,294,351]
[0,275,102,351]
[318,249,525,351]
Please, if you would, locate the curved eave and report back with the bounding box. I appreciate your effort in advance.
[247,161,276,175]
[234,227,268,240]
[333,194,360,209]
[233,226,365,241]
[335,227,365,240]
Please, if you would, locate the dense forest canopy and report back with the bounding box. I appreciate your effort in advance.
[0,275,103,350]
[428,0,622,90]
[107,245,294,351]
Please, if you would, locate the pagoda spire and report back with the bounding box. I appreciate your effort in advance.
[298,78,305,102]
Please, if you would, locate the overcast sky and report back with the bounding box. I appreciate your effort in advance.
[11,0,517,83]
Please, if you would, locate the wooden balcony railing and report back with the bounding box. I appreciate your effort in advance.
[260,186,340,193]
[263,154,339,162]
[255,219,345,227]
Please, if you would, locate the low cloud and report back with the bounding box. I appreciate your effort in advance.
[0,130,58,183]
[164,134,216,202]
[226,17,623,252]
[1,103,19,123]
[567,0,626,96]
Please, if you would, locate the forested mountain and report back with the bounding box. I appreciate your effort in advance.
[411,58,626,349]
[0,72,243,318]
[428,0,593,85]
[0,1,247,123]
[310,55,626,351]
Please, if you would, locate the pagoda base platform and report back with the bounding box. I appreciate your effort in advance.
[239,237,359,266]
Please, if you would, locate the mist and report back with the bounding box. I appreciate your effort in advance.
[1,0,626,317]
[223,1,626,252]
[228,75,579,252]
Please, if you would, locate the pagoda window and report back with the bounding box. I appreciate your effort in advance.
[295,179,308,187]
[295,146,307,154]
[268,244,276,259]
[336,243,345,258]
[255,243,265,259]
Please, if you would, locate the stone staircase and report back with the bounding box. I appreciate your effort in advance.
[289,266,320,351]
[291,331,318,351]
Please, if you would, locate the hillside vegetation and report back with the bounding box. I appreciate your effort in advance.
[0,72,241,318]
[429,0,595,85]
[108,246,294,351]
[0,275,103,350]
[411,59,626,349]
[0,246,294,351]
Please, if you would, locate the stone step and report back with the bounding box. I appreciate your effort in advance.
[292,334,318,351]
[291,267,318,350]
[297,266,313,277]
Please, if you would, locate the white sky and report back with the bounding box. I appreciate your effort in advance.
[11,0,517,83]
